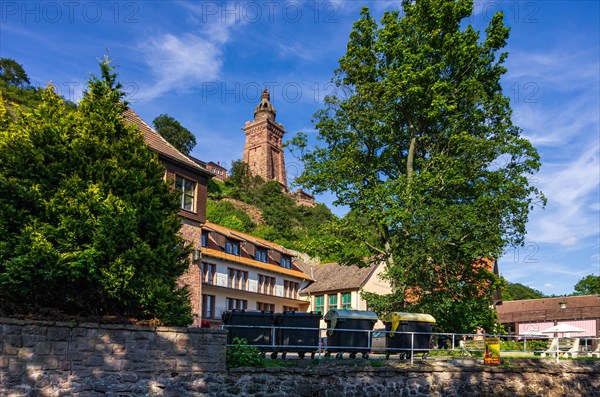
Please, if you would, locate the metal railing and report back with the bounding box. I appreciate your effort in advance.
[223,324,600,365]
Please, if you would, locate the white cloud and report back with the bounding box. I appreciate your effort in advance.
[515,94,599,147]
[544,145,599,206]
[139,30,226,100]
[507,48,599,149]
[544,283,555,288]
[506,49,599,93]
[527,142,599,245]
[508,40,599,263]
[277,42,316,61]
[501,258,588,283]
[138,2,240,100]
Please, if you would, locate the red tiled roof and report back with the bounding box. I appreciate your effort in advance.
[496,295,600,323]
[299,262,379,294]
[204,222,292,256]
[201,247,312,280]
[202,222,313,280]
[122,108,210,176]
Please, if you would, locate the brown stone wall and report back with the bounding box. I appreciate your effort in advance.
[1,318,599,397]
[0,317,226,396]
[292,189,316,207]
[179,220,203,326]
[219,363,600,397]
[2,317,598,396]
[2,324,599,397]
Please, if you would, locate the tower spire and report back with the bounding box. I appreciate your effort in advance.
[253,87,276,121]
[243,88,287,189]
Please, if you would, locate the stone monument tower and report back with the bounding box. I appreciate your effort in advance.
[242,88,288,189]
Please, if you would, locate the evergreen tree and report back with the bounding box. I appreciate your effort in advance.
[0,58,192,325]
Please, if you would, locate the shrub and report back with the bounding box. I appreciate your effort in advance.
[0,59,193,326]
[226,337,265,368]
[206,199,255,232]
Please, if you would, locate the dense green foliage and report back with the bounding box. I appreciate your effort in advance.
[207,160,340,259]
[1,58,40,110]
[297,210,376,266]
[1,58,76,113]
[152,113,197,154]
[0,58,30,87]
[0,59,193,325]
[207,199,255,232]
[500,339,549,352]
[573,274,600,295]
[502,280,545,301]
[289,0,544,333]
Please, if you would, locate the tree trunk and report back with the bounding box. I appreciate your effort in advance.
[407,136,416,185]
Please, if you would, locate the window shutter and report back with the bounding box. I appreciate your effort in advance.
[243,241,256,257]
[212,232,226,249]
[270,249,282,264]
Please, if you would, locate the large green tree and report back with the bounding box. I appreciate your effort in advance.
[0,58,30,88]
[0,59,192,325]
[152,113,197,154]
[573,274,600,295]
[0,57,43,111]
[290,0,544,332]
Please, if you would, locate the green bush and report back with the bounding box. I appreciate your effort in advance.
[0,59,193,326]
[522,340,549,351]
[226,337,265,368]
[500,339,549,352]
[208,178,233,199]
[206,199,255,232]
[251,224,280,242]
[500,340,523,351]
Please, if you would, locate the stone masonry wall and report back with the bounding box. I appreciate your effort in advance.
[1,317,599,396]
[0,317,226,396]
[179,220,204,327]
[218,363,600,397]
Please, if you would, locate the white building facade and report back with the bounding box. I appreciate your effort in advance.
[200,222,312,324]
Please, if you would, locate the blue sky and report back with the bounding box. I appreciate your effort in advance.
[1,1,598,295]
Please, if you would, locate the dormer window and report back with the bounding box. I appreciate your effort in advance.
[281,256,292,269]
[201,232,208,248]
[255,248,268,263]
[225,239,240,256]
[175,175,195,212]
